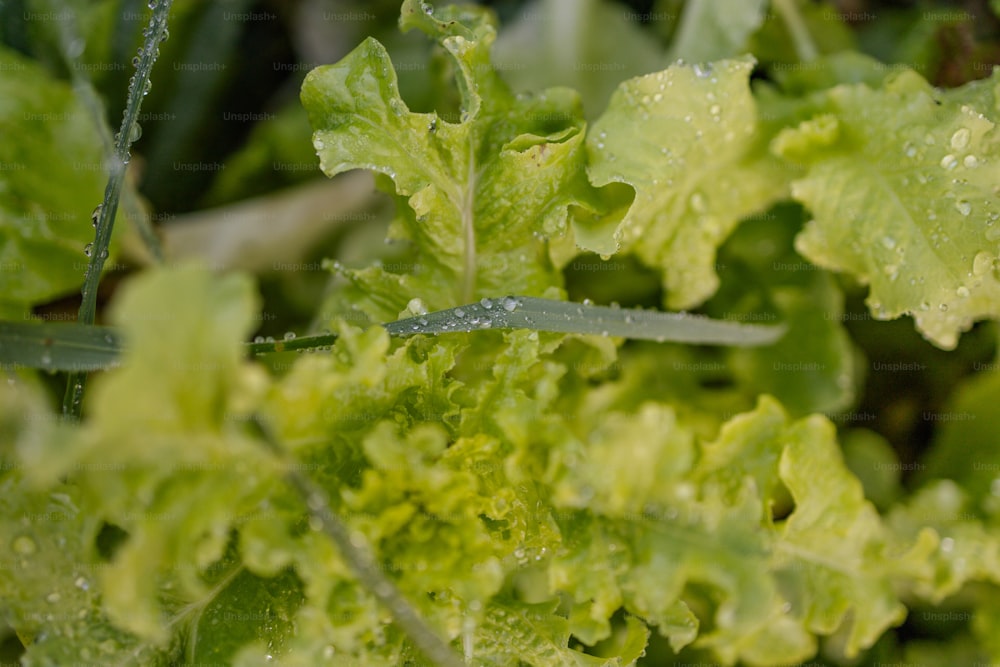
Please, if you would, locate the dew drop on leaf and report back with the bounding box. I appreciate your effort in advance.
[951,127,971,150]
[407,298,429,315]
[693,62,712,78]
[283,331,296,340]
[956,286,970,298]
[501,296,518,312]
[955,200,972,216]
[964,155,979,168]
[973,251,994,276]
[83,243,93,257]
[454,308,465,318]
[91,204,102,228]
[480,297,493,309]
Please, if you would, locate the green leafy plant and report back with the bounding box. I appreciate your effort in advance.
[3,1,1000,665]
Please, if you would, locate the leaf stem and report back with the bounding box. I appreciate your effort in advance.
[62,0,173,420]
[251,417,467,667]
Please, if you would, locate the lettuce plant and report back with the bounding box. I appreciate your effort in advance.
[3,1,1000,665]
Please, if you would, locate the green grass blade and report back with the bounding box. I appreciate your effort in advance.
[383,296,786,346]
[0,320,122,372]
[2,298,783,373]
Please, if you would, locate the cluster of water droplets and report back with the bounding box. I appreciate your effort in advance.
[390,296,523,336]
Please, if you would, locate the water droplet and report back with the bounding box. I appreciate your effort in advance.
[964,155,979,168]
[973,251,993,276]
[956,286,970,298]
[582,298,593,306]
[83,243,94,257]
[480,297,493,309]
[709,104,721,116]
[903,142,917,158]
[253,336,264,344]
[939,303,949,312]
[407,298,428,316]
[161,28,169,42]
[940,154,958,170]
[422,1,434,14]
[91,204,102,228]
[12,535,37,555]
[501,296,518,312]
[941,536,955,552]
[479,318,492,328]
[693,62,712,78]
[283,332,296,341]
[46,592,61,604]
[951,127,971,150]
[881,236,896,250]
[956,200,972,216]
[129,123,142,143]
[132,56,140,67]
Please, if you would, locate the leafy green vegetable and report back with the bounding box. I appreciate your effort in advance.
[587,55,791,309]
[301,0,600,321]
[5,1,1000,665]
[772,62,1000,349]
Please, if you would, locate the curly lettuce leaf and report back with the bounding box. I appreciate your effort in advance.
[773,64,1000,349]
[0,382,174,665]
[301,0,601,321]
[546,395,930,665]
[587,55,792,309]
[11,265,278,647]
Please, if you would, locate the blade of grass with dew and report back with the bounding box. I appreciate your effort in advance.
[61,0,173,419]
[3,297,784,373]
[0,320,121,372]
[382,296,786,346]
